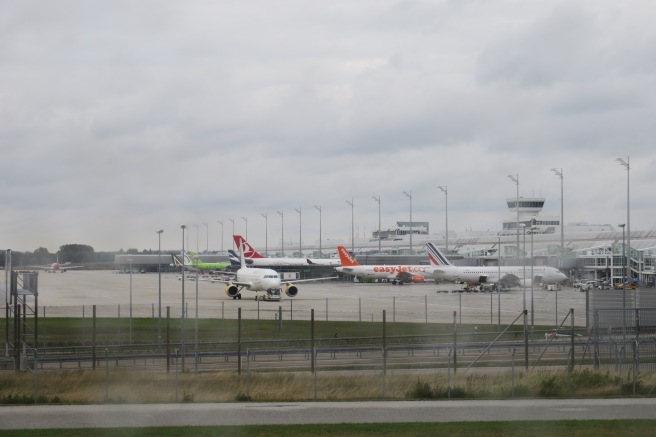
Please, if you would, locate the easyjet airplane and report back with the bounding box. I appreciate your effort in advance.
[233,235,340,267]
[334,246,430,285]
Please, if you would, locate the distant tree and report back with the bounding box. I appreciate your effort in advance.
[59,244,95,263]
[126,248,140,255]
[33,247,54,265]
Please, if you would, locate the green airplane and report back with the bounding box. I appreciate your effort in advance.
[171,252,232,273]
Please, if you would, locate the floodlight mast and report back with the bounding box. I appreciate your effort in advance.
[403,191,413,253]
[550,168,564,265]
[346,199,354,252]
[507,174,519,257]
[372,196,381,253]
[616,157,630,281]
[438,186,448,253]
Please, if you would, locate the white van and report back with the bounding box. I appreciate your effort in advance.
[580,280,597,291]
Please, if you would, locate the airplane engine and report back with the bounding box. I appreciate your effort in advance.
[284,284,298,297]
[225,284,240,298]
[411,275,425,283]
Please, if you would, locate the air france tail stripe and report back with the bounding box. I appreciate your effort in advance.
[427,243,451,266]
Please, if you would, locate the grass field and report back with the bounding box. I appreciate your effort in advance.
[1,421,656,437]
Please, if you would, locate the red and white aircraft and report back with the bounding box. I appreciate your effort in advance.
[334,246,430,285]
[34,261,83,273]
[233,235,340,267]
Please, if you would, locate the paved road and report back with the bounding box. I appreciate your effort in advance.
[1,399,655,429]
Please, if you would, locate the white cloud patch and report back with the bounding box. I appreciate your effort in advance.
[1,0,656,252]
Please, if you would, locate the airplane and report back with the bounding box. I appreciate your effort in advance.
[426,242,568,288]
[334,246,431,285]
[233,235,341,266]
[43,261,83,273]
[28,256,84,273]
[170,252,231,273]
[211,241,337,299]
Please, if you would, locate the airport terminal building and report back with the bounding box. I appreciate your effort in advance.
[114,197,656,287]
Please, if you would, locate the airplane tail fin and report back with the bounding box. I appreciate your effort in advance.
[426,243,452,266]
[238,240,247,268]
[233,235,265,258]
[336,246,360,267]
[227,250,241,266]
[171,253,184,268]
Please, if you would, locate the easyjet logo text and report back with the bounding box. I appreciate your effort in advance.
[373,266,428,273]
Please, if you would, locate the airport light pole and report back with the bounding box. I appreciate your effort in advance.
[521,224,527,313]
[194,255,199,373]
[229,218,235,250]
[242,217,248,241]
[403,191,413,254]
[346,198,354,252]
[314,205,322,258]
[508,174,520,257]
[521,223,528,368]
[372,196,381,253]
[497,235,501,327]
[217,220,223,254]
[530,226,536,333]
[294,208,302,257]
[193,224,199,253]
[180,224,186,372]
[261,213,268,257]
[438,186,448,253]
[619,223,626,347]
[128,258,133,345]
[156,229,164,352]
[277,211,284,256]
[550,168,564,264]
[203,222,208,253]
[616,157,631,281]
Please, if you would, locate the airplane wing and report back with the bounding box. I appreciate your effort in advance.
[28,264,84,272]
[210,277,250,287]
[281,276,338,284]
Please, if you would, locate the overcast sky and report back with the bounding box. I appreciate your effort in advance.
[1,0,655,254]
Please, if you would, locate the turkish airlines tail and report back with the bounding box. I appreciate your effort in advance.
[233,235,265,258]
[336,246,360,267]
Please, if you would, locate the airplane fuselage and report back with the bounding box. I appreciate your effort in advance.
[235,267,282,291]
[245,258,308,267]
[431,265,567,285]
[336,265,431,280]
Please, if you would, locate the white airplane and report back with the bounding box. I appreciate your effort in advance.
[334,246,431,285]
[426,242,567,288]
[233,235,340,266]
[211,241,337,299]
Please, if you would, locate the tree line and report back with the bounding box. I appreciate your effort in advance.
[1,244,158,267]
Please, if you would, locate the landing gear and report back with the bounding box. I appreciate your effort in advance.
[232,294,242,300]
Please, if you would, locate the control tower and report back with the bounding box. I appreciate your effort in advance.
[501,197,560,235]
